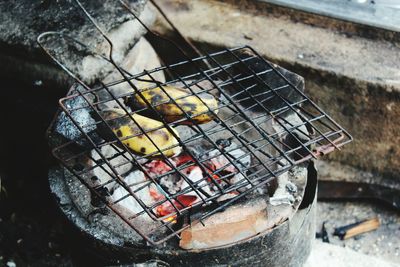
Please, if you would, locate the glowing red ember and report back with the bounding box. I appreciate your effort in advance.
[144,153,238,222]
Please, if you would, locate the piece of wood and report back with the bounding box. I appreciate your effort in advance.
[343,217,380,240]
[334,217,380,240]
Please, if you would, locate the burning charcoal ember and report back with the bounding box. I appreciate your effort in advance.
[145,146,253,203]
[110,161,200,223]
[179,165,214,198]
[145,160,183,195]
[203,142,252,191]
[171,154,227,198]
[215,141,251,170]
[171,154,196,167]
[144,160,173,175]
[146,151,250,207]
[148,184,198,223]
[145,153,244,212]
[146,155,213,199]
[204,150,236,174]
[145,155,207,198]
[95,108,182,157]
[151,187,198,223]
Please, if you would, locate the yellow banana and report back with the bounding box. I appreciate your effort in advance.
[98,109,181,157]
[125,84,219,124]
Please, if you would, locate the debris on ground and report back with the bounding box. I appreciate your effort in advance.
[334,217,380,240]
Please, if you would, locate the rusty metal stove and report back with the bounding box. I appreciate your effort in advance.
[49,162,316,266]
[42,0,351,265]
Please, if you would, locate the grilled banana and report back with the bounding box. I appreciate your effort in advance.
[125,84,219,124]
[97,109,181,157]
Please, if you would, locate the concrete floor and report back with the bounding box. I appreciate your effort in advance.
[313,200,400,265]
[305,240,399,267]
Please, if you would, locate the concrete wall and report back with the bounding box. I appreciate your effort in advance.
[153,0,400,181]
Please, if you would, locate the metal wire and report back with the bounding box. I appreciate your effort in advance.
[39,0,352,245]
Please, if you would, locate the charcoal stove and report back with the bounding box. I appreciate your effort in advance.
[41,0,351,265]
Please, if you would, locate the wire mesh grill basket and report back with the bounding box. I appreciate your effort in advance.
[39,0,352,245]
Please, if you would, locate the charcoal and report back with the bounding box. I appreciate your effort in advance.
[225,55,305,113]
[111,170,153,219]
[91,144,134,192]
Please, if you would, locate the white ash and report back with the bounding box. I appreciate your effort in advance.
[159,174,183,195]
[179,166,213,199]
[216,192,239,202]
[54,85,97,145]
[270,168,299,206]
[98,37,166,109]
[205,142,251,171]
[286,181,298,194]
[78,4,156,84]
[270,194,295,206]
[53,15,162,144]
[203,143,252,192]
[225,144,252,169]
[111,170,154,219]
[91,145,134,191]
[154,160,214,200]
[229,173,249,192]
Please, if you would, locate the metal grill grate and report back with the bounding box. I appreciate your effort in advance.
[39,0,352,245]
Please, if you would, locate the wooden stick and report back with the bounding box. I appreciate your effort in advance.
[340,217,380,240]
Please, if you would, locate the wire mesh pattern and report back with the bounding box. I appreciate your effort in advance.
[40,0,352,245]
[50,46,351,244]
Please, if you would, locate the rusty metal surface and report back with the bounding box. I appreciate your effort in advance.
[48,162,317,266]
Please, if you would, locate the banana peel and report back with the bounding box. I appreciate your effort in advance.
[96,109,181,158]
[125,83,219,125]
